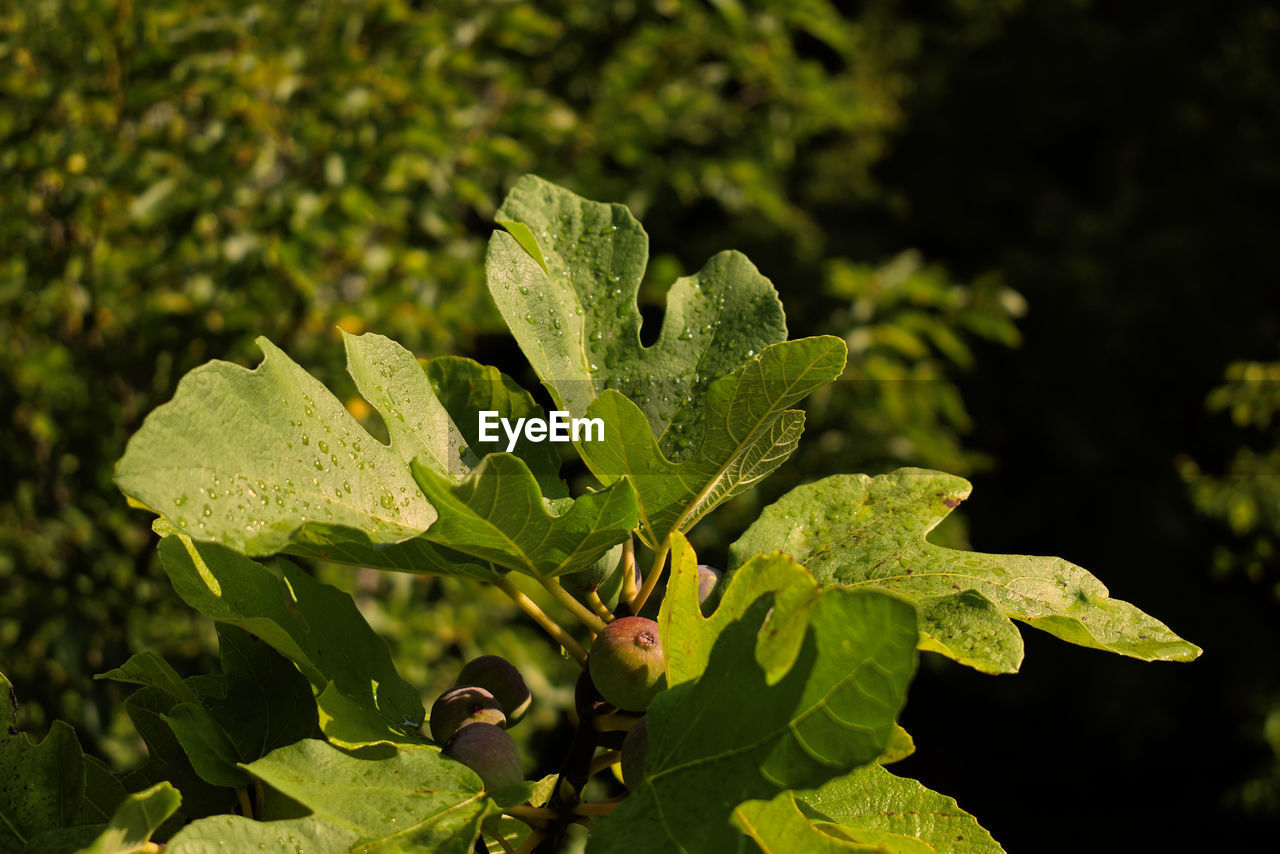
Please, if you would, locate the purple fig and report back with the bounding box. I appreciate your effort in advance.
[588,617,665,712]
[456,655,532,724]
[443,722,525,804]
[429,686,506,744]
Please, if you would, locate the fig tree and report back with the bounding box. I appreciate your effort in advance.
[621,716,648,789]
[455,654,532,724]
[588,616,665,711]
[443,722,525,805]
[429,686,506,744]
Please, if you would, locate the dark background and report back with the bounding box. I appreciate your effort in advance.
[3,1,1278,849]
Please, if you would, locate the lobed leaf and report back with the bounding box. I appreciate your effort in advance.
[487,174,789,453]
[579,336,846,546]
[589,554,918,853]
[165,740,495,854]
[734,791,932,853]
[0,672,85,850]
[730,468,1201,673]
[795,764,1004,854]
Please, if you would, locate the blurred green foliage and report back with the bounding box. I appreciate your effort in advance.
[0,0,1015,763]
[1181,361,1280,593]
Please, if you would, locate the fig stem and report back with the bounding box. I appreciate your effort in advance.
[588,749,622,778]
[593,712,642,733]
[494,579,588,665]
[573,797,625,816]
[485,829,517,854]
[515,830,546,854]
[539,576,607,634]
[619,539,639,606]
[586,589,613,623]
[504,805,557,825]
[629,538,670,614]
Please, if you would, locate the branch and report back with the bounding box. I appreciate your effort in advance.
[618,539,638,612]
[588,749,621,778]
[504,805,558,826]
[586,589,614,624]
[629,538,670,614]
[494,578,588,665]
[539,576,607,634]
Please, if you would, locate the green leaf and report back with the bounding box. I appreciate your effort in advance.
[165,740,495,854]
[730,469,1202,673]
[165,704,250,788]
[734,791,932,853]
[424,356,567,499]
[157,534,424,743]
[410,454,638,578]
[206,624,319,764]
[579,336,846,546]
[75,782,182,854]
[487,175,789,451]
[795,764,1005,854]
[589,555,918,853]
[0,672,84,850]
[76,757,129,825]
[94,653,197,704]
[117,333,563,578]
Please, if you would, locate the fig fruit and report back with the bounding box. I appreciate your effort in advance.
[443,722,525,804]
[621,716,648,788]
[588,616,665,711]
[456,655,532,724]
[429,686,506,744]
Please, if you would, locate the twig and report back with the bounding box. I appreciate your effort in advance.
[539,576,607,634]
[514,830,546,854]
[504,804,558,826]
[586,589,613,623]
[494,578,588,665]
[588,749,621,778]
[629,538,671,614]
[619,539,638,610]
[593,712,641,733]
[573,797,626,816]
[485,829,517,854]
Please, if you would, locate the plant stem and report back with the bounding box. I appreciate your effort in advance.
[573,798,625,816]
[629,538,670,614]
[514,830,546,854]
[593,712,641,733]
[539,576,607,634]
[586,590,613,623]
[235,786,253,819]
[494,578,588,665]
[486,829,517,854]
[588,749,621,778]
[504,805,558,826]
[619,539,638,610]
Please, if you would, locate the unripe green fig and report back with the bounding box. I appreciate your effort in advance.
[696,564,721,610]
[429,686,506,744]
[443,722,525,804]
[456,655,532,725]
[621,717,648,789]
[588,616,665,712]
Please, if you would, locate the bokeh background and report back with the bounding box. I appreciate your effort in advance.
[3,1,1278,849]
